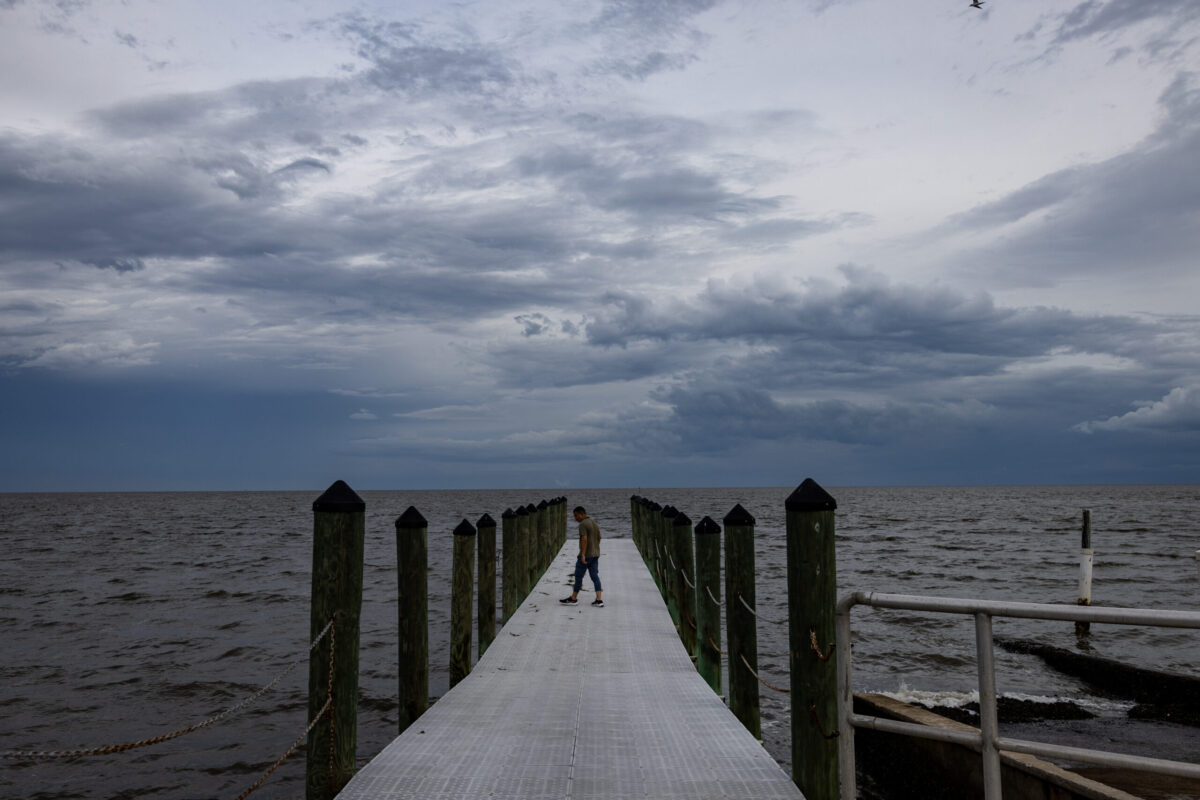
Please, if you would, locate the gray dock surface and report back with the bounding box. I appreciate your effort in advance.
[335,537,804,799]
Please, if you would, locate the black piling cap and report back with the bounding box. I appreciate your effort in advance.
[661,505,678,518]
[396,505,427,529]
[649,501,661,511]
[477,513,496,528]
[454,519,477,536]
[723,503,756,527]
[525,503,537,513]
[631,494,641,502]
[313,480,365,513]
[515,505,529,516]
[673,511,692,527]
[502,508,517,519]
[537,499,548,509]
[785,478,837,512]
[695,516,721,535]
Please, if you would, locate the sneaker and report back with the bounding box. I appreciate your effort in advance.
[591,599,605,607]
[559,596,578,605]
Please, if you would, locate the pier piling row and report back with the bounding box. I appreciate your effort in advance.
[308,480,838,800]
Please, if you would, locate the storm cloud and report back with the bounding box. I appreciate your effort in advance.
[1,0,1197,489]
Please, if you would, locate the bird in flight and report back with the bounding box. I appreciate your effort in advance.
[969,0,984,7]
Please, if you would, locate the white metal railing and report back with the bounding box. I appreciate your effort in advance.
[835,592,1200,800]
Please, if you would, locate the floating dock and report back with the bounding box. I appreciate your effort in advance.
[335,537,804,799]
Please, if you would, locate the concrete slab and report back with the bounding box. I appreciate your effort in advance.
[336,538,805,800]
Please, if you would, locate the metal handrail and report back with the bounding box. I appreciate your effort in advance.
[835,591,1200,800]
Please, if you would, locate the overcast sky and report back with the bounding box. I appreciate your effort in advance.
[2,0,1198,491]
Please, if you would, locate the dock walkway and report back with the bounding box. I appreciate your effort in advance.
[335,537,804,799]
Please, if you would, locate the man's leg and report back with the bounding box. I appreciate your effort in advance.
[587,557,602,602]
[571,558,588,600]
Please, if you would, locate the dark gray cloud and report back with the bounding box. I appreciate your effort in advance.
[471,264,1200,466]
[1025,1,1200,66]
[938,73,1200,284]
[1049,0,1200,46]
[334,14,525,103]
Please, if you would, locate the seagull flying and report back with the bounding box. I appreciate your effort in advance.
[969,0,984,7]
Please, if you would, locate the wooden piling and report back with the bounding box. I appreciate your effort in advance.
[524,504,539,592]
[501,508,518,624]
[477,513,496,658]
[514,505,530,603]
[537,499,550,576]
[694,515,722,695]
[648,501,664,595]
[723,503,760,739]
[1076,508,1093,636]
[661,505,679,619]
[556,497,566,549]
[786,478,839,800]
[307,480,365,800]
[450,519,476,688]
[395,505,429,735]
[633,496,643,561]
[672,510,698,658]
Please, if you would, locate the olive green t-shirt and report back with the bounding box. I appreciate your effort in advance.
[578,516,601,558]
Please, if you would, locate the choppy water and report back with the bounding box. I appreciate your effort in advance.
[2,485,1198,799]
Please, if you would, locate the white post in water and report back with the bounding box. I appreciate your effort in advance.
[1076,509,1093,636]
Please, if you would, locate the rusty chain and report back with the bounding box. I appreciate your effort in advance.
[328,618,336,797]
[1,618,335,761]
[235,695,332,800]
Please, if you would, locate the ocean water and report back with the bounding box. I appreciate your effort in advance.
[1,485,1198,799]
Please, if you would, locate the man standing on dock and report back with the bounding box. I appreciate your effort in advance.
[561,506,603,607]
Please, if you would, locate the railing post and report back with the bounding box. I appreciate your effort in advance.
[477,513,496,658]
[723,503,761,739]
[975,611,1003,799]
[395,505,428,735]
[501,508,518,624]
[1076,508,1093,636]
[307,480,364,800]
[694,515,722,695]
[835,595,857,800]
[673,511,697,658]
[450,519,477,688]
[786,478,839,800]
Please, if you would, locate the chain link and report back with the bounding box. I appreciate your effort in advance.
[235,696,332,800]
[328,618,336,797]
